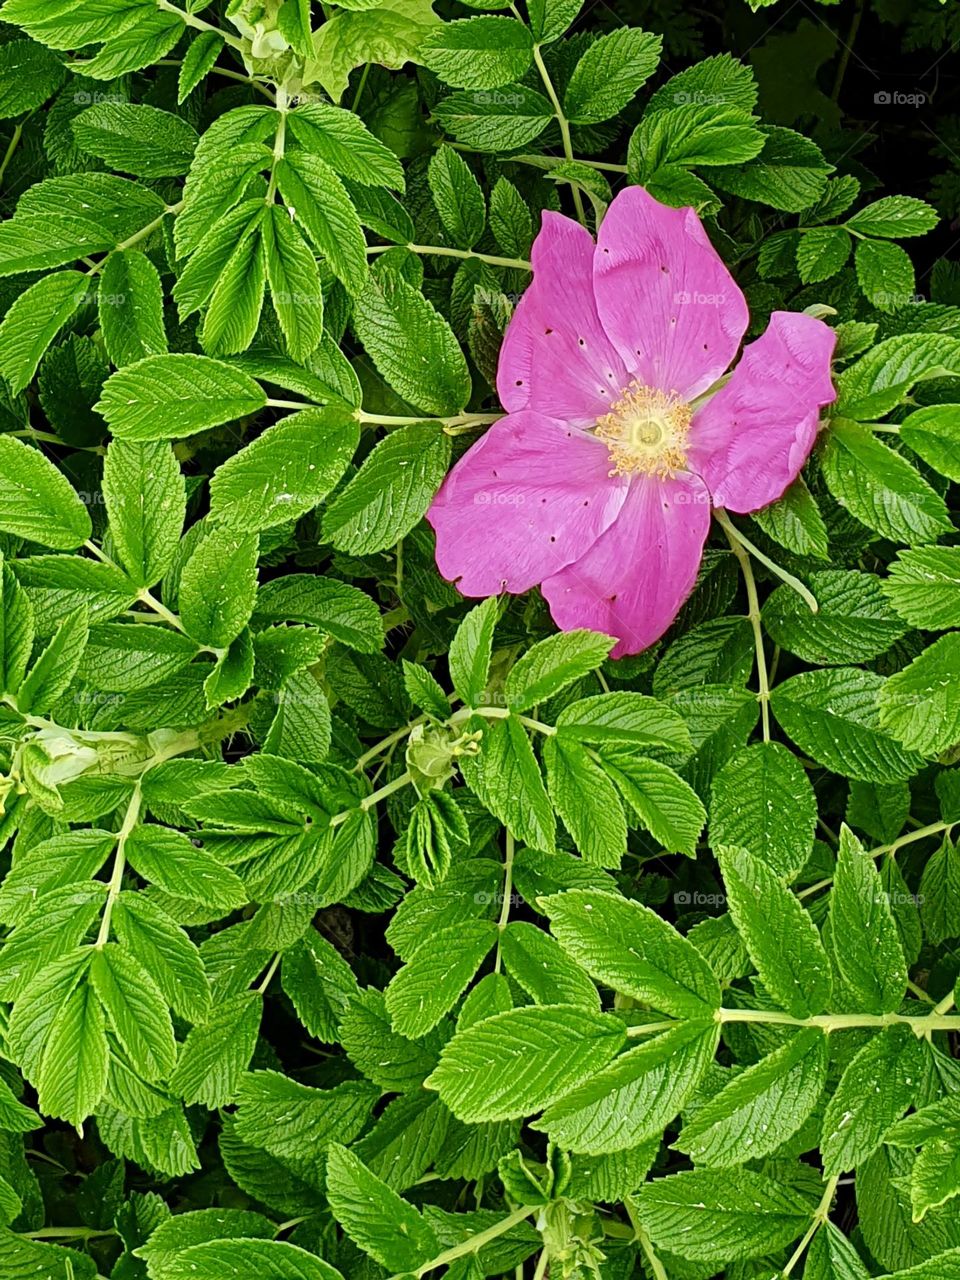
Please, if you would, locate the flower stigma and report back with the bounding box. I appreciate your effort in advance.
[594,382,692,476]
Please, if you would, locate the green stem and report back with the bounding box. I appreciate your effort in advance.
[355,717,427,771]
[797,819,955,900]
[19,1228,119,1241]
[84,202,184,277]
[157,0,245,50]
[531,42,586,226]
[256,952,281,994]
[625,1007,960,1037]
[714,1008,960,1033]
[830,0,865,103]
[718,512,771,742]
[158,59,276,100]
[95,784,142,948]
[329,771,414,829]
[399,1206,536,1278]
[0,118,27,188]
[367,243,531,271]
[266,94,287,203]
[781,1175,839,1278]
[351,63,371,112]
[714,510,819,614]
[358,411,502,429]
[494,830,516,974]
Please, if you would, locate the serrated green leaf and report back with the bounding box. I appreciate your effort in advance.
[102,440,185,588]
[564,28,662,124]
[428,146,486,249]
[879,635,960,756]
[0,270,86,393]
[89,944,176,1082]
[822,419,951,544]
[771,668,925,783]
[210,408,358,533]
[543,736,628,867]
[351,271,470,415]
[385,921,496,1037]
[829,826,907,1013]
[718,844,831,1017]
[765,570,908,666]
[675,1028,828,1168]
[322,423,450,554]
[459,714,555,853]
[598,751,706,857]
[72,102,197,176]
[535,1020,718,1155]
[97,354,266,441]
[426,1003,626,1122]
[169,992,261,1108]
[179,528,258,649]
[0,436,91,549]
[633,1168,813,1263]
[900,404,960,482]
[433,85,553,151]
[710,743,816,881]
[822,1024,924,1174]
[448,597,498,707]
[543,889,721,1018]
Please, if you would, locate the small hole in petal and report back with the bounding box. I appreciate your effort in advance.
[549,535,556,542]
[545,327,553,334]
[578,337,585,346]
[515,379,523,386]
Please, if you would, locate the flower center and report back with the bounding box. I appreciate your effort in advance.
[594,382,692,476]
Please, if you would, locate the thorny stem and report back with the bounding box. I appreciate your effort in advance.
[718,512,771,742]
[530,40,587,227]
[367,243,532,271]
[780,1175,840,1278]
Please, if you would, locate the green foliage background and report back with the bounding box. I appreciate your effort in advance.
[2,0,960,1277]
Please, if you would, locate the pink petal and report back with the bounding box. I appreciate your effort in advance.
[427,410,629,596]
[541,471,711,658]
[686,311,837,514]
[497,211,629,425]
[593,186,749,401]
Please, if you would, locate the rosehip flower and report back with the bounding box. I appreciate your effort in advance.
[427,187,837,657]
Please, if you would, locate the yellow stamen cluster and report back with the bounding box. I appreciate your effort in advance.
[594,383,692,477]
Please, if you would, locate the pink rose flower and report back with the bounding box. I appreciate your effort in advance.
[428,186,837,657]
